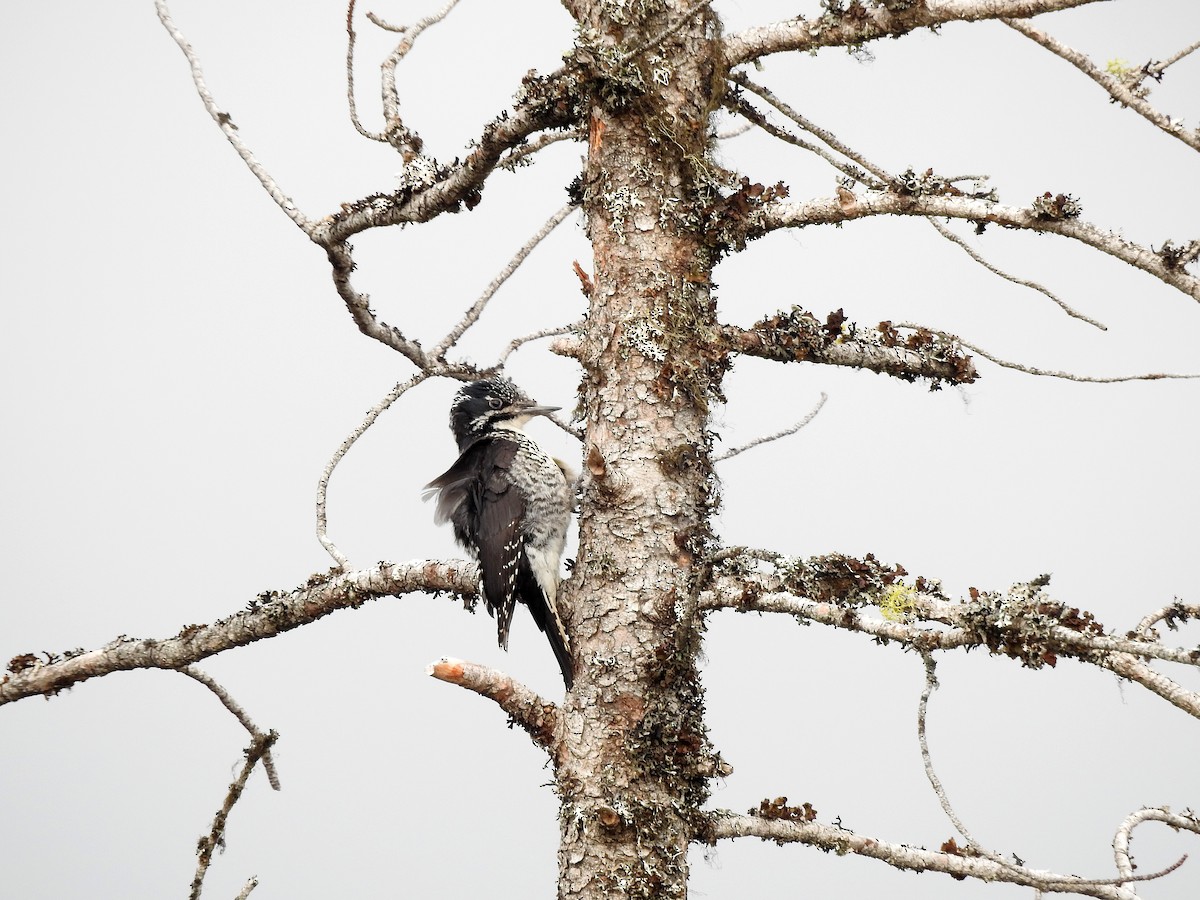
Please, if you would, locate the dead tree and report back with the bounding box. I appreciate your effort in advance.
[3,1,1199,898]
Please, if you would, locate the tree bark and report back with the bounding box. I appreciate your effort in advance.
[557,4,726,897]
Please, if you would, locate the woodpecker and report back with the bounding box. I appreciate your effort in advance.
[423,377,575,688]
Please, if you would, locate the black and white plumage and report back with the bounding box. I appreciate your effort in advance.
[423,377,575,688]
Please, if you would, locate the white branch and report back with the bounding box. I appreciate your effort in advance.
[724,0,1105,67]
[0,561,481,705]
[1113,807,1200,881]
[181,666,281,791]
[316,372,433,569]
[1004,18,1200,152]
[898,324,1200,383]
[715,393,827,462]
[155,0,312,235]
[732,73,894,186]
[705,812,1140,899]
[927,218,1106,329]
[758,192,1200,301]
[344,0,385,142]
[432,203,578,359]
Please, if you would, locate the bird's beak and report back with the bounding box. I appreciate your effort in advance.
[515,402,560,418]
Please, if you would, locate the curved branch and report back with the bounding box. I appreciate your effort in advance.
[923,328,1200,383]
[190,730,278,900]
[755,191,1200,301]
[927,218,1106,329]
[181,666,281,791]
[715,393,828,462]
[317,373,434,569]
[345,0,385,142]
[427,658,562,751]
[1,561,480,706]
[724,0,1104,68]
[1003,18,1200,153]
[375,0,464,156]
[156,0,312,235]
[702,812,1141,900]
[1114,808,1200,881]
[432,202,578,359]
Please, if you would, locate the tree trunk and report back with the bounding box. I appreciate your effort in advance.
[557,4,727,897]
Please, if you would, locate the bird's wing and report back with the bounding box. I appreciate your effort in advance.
[424,438,524,646]
[422,439,489,526]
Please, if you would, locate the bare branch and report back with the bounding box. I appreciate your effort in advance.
[703,811,1141,900]
[499,129,584,170]
[756,191,1200,301]
[1132,600,1199,640]
[731,74,894,187]
[1147,39,1200,81]
[496,322,581,368]
[233,879,259,900]
[715,117,754,141]
[715,393,828,462]
[310,68,581,244]
[724,0,1106,67]
[725,96,880,187]
[1114,808,1200,881]
[927,218,1106,330]
[345,0,385,142]
[427,658,561,750]
[900,325,1200,383]
[432,203,578,359]
[181,667,281,791]
[323,241,437,367]
[376,0,464,156]
[317,373,433,569]
[189,731,278,900]
[1,561,480,705]
[155,0,312,235]
[701,575,1200,718]
[1003,18,1200,152]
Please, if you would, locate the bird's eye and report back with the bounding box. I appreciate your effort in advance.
[488,397,503,410]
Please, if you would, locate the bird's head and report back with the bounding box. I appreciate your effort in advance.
[449,377,560,448]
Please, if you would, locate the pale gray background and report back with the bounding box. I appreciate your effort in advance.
[2,2,1198,898]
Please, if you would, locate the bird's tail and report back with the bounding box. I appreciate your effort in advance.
[519,567,574,689]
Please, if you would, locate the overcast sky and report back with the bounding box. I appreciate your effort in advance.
[2,2,1199,898]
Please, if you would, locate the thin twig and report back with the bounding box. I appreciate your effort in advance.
[918,655,992,855]
[233,878,259,900]
[496,322,581,367]
[918,653,1191,890]
[432,203,578,359]
[378,0,463,153]
[181,667,281,791]
[715,118,754,141]
[927,218,1106,329]
[1147,39,1200,80]
[1003,18,1200,152]
[1113,808,1199,881]
[715,393,828,462]
[732,73,896,186]
[317,372,433,569]
[726,96,881,187]
[155,0,312,235]
[190,731,278,900]
[1132,601,1200,640]
[345,0,385,142]
[499,130,584,170]
[896,324,1200,382]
